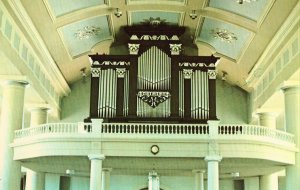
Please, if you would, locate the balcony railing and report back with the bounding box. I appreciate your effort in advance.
[14,122,295,146]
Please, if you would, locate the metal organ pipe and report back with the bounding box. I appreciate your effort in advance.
[189,70,209,119]
[137,46,171,117]
[98,69,117,118]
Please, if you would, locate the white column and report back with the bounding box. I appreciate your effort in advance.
[25,106,49,190]
[205,155,222,190]
[89,154,105,190]
[260,173,278,190]
[256,111,278,129]
[257,110,279,188]
[25,170,45,190]
[244,177,259,190]
[102,168,111,190]
[0,80,28,190]
[193,170,205,190]
[282,84,300,190]
[29,106,49,127]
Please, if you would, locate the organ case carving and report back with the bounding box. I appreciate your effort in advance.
[88,26,219,123]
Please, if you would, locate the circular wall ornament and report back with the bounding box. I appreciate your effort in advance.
[150,145,159,155]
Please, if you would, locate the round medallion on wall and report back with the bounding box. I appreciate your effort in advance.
[150,145,159,155]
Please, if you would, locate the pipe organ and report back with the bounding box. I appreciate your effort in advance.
[88,25,219,123]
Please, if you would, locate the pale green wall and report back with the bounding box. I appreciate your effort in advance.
[216,80,248,124]
[56,175,242,190]
[60,77,90,122]
[60,77,248,124]
[45,173,60,190]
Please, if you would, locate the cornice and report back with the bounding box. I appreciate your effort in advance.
[8,0,70,96]
[246,2,300,88]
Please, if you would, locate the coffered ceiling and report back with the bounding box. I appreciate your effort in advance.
[6,0,299,91]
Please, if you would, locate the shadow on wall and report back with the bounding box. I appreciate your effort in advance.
[216,79,249,124]
[60,77,91,122]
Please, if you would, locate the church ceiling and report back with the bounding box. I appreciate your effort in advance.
[11,0,298,91]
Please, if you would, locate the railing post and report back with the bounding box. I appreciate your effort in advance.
[207,120,220,139]
[91,119,104,133]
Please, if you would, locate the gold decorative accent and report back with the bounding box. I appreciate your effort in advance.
[74,26,101,40]
[183,69,193,79]
[211,28,237,43]
[116,68,126,78]
[170,44,182,55]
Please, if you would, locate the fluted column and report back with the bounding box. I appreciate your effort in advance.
[89,154,105,190]
[193,170,205,190]
[0,80,28,190]
[25,106,49,190]
[282,84,300,190]
[205,155,222,190]
[260,173,278,190]
[102,168,112,190]
[256,111,278,129]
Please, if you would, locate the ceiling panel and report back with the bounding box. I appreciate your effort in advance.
[130,11,182,25]
[198,17,252,60]
[208,0,268,21]
[128,0,185,3]
[59,16,112,58]
[45,0,105,17]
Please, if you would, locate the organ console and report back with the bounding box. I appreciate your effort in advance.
[88,25,219,123]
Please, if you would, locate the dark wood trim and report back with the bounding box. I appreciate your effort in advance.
[184,78,191,118]
[116,77,125,117]
[128,57,138,117]
[208,77,217,120]
[171,56,179,118]
[90,75,99,118]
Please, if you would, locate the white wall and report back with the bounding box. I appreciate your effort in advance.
[60,77,90,122]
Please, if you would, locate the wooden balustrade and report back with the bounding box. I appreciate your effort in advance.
[14,123,295,145]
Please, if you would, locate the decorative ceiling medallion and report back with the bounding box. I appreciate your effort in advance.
[138,91,170,108]
[74,26,101,40]
[211,28,237,43]
[142,17,167,26]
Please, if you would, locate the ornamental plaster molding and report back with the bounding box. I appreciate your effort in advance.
[7,0,70,96]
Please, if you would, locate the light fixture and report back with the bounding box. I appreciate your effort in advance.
[114,8,122,18]
[221,71,228,81]
[80,67,87,83]
[231,172,240,177]
[189,10,197,19]
[80,67,87,78]
[66,169,75,175]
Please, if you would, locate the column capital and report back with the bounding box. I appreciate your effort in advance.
[192,169,205,174]
[88,154,105,161]
[102,168,112,172]
[0,79,29,87]
[207,120,220,126]
[27,104,51,112]
[205,155,222,162]
[281,81,300,92]
[256,109,279,117]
